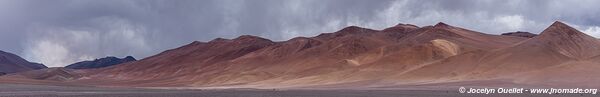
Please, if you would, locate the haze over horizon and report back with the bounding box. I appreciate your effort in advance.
[1,0,600,67]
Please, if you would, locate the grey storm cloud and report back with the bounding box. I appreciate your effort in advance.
[0,0,599,67]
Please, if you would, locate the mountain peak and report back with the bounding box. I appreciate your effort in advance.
[531,21,600,59]
[338,26,366,32]
[209,38,230,43]
[538,21,587,37]
[236,35,260,39]
[550,21,567,27]
[124,56,136,60]
[548,21,570,30]
[234,35,272,42]
[434,22,451,28]
[382,23,419,32]
[394,23,419,28]
[313,26,377,39]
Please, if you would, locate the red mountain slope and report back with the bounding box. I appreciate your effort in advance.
[7,21,599,89]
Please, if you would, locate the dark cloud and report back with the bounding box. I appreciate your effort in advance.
[0,0,599,67]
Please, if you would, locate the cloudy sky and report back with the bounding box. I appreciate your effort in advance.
[1,0,599,67]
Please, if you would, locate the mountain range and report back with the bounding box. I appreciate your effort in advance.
[2,21,600,89]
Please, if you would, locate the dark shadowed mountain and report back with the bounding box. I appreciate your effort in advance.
[0,50,47,74]
[501,31,537,38]
[65,56,136,69]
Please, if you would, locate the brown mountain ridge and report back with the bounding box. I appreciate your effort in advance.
[2,21,599,89]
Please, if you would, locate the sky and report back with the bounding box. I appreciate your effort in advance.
[1,0,600,67]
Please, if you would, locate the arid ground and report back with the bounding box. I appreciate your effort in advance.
[0,84,596,97]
